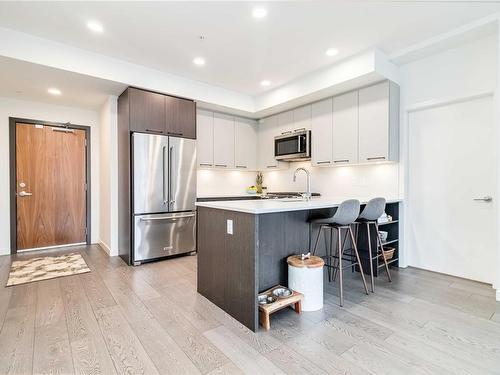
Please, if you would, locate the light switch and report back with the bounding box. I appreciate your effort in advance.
[227,219,233,235]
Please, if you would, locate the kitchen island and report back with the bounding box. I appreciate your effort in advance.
[196,197,402,331]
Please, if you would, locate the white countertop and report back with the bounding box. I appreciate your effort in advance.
[195,196,403,214]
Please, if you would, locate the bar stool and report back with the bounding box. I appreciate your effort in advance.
[310,199,369,306]
[357,197,392,293]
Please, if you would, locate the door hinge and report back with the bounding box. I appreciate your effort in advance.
[85,227,88,236]
[84,139,87,147]
[84,183,88,191]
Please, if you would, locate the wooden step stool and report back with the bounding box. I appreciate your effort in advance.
[258,285,304,330]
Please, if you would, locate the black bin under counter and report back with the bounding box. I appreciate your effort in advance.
[195,197,402,331]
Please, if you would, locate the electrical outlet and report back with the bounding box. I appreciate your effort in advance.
[227,219,233,235]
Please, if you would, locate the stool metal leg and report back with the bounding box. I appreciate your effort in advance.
[366,222,375,293]
[349,226,369,295]
[375,222,392,282]
[328,227,334,282]
[337,227,344,307]
[312,224,323,255]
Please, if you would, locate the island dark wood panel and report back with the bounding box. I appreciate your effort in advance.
[197,206,259,330]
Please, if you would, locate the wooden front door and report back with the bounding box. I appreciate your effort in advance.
[16,123,87,250]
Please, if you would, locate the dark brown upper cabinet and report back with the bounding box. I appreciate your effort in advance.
[165,96,196,139]
[129,88,166,134]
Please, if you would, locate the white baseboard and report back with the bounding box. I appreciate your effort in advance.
[98,241,111,255]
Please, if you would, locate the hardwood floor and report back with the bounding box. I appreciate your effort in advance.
[0,244,499,374]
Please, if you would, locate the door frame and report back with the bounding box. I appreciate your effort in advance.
[9,117,92,254]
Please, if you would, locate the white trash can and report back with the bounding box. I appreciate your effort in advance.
[287,255,324,311]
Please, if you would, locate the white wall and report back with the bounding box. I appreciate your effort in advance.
[400,33,499,285]
[0,97,100,255]
[99,96,118,255]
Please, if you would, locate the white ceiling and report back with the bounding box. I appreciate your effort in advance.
[0,1,499,96]
[0,56,126,110]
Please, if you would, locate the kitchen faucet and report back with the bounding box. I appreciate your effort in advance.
[293,167,311,199]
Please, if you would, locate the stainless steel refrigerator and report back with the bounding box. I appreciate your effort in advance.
[132,133,197,265]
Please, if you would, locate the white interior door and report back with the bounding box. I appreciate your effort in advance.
[408,95,497,284]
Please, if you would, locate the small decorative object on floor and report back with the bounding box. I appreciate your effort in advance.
[287,254,324,311]
[256,171,263,194]
[6,252,90,286]
[258,285,303,330]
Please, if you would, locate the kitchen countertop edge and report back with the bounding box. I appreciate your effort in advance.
[195,197,403,214]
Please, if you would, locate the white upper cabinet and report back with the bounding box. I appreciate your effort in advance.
[213,113,235,169]
[258,115,287,170]
[358,81,399,163]
[293,105,312,131]
[196,109,214,167]
[277,110,294,135]
[332,91,359,165]
[311,98,333,166]
[234,117,258,170]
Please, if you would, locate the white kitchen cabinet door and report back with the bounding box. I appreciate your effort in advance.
[293,105,312,131]
[358,81,390,163]
[213,112,235,169]
[311,98,333,166]
[332,91,358,165]
[196,109,214,167]
[277,110,294,135]
[258,115,287,170]
[234,117,258,170]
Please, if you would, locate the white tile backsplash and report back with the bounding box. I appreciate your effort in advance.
[197,162,400,199]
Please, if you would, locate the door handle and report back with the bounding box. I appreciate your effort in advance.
[169,145,174,209]
[140,213,195,221]
[473,196,493,202]
[162,146,167,205]
[18,191,32,197]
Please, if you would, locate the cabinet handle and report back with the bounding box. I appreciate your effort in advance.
[145,129,164,134]
[293,128,306,132]
[316,161,331,165]
[199,163,213,167]
[235,165,247,169]
[281,131,292,135]
[266,165,277,168]
[215,164,227,168]
[366,156,386,161]
[167,131,183,136]
[334,159,350,163]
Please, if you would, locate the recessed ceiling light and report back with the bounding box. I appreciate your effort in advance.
[252,7,267,19]
[193,57,205,66]
[260,80,271,87]
[87,20,103,33]
[325,48,339,57]
[48,88,61,96]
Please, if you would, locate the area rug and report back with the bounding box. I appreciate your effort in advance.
[6,252,90,286]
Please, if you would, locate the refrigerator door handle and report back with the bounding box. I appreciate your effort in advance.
[169,144,176,208]
[162,146,168,205]
[139,213,195,221]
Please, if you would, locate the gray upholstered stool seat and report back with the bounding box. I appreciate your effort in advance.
[355,197,392,292]
[309,199,369,306]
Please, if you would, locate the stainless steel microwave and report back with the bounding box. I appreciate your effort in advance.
[274,130,311,161]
